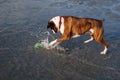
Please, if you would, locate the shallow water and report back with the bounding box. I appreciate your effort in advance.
[0,0,120,80]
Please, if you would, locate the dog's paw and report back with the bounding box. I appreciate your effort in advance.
[100,47,108,55]
[49,40,57,46]
[84,41,88,44]
[48,44,55,49]
[84,37,93,44]
[100,51,106,55]
[84,40,90,44]
[49,43,57,49]
[49,42,54,46]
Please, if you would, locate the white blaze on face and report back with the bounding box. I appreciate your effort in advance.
[60,17,64,34]
[50,16,60,29]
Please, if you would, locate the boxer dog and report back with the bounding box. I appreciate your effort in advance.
[47,16,109,54]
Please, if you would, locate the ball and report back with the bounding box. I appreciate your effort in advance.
[34,42,42,48]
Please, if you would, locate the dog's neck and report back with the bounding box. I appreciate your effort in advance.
[50,16,62,30]
[59,16,62,29]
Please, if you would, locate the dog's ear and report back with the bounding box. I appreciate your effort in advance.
[47,21,55,29]
[47,21,58,33]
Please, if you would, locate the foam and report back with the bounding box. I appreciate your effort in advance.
[41,37,50,49]
[40,31,65,51]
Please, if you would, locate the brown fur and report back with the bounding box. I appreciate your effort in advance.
[47,16,109,54]
[56,16,109,48]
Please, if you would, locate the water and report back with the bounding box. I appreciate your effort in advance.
[37,31,65,51]
[0,0,120,80]
[40,31,51,49]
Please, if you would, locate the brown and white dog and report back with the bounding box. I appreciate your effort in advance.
[47,16,109,54]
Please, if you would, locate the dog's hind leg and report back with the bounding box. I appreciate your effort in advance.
[93,27,109,54]
[96,38,109,54]
[84,36,94,44]
[84,29,94,44]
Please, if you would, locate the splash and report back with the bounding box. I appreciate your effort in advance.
[40,31,50,49]
[40,31,65,51]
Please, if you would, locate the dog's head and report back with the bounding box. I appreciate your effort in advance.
[47,21,58,34]
[47,16,62,34]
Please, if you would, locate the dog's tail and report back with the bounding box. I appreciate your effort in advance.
[100,18,105,22]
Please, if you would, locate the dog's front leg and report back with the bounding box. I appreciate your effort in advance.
[49,35,70,48]
[57,35,70,42]
[49,39,60,48]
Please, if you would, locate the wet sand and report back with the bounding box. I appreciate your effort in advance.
[0,0,120,80]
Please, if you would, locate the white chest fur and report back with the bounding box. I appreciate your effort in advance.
[59,17,64,34]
